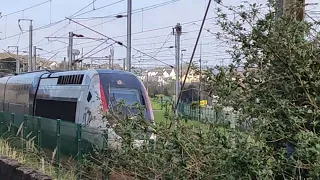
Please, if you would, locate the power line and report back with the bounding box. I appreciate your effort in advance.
[72,0,181,20]
[35,15,218,53]
[70,0,98,17]
[37,28,221,55]
[67,18,174,68]
[85,43,116,59]
[30,0,182,50]
[33,0,103,46]
[176,0,213,110]
[151,33,172,57]
[1,0,51,17]
[0,0,124,42]
[33,23,70,46]
[74,0,125,17]
[80,41,107,59]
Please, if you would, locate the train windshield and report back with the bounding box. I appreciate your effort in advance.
[98,73,152,117]
[109,88,141,106]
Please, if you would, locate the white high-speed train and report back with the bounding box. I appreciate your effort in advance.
[0,69,155,150]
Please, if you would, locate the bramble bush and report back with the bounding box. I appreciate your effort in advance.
[87,1,320,179]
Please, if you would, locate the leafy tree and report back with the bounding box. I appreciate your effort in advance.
[202,0,320,178]
[85,1,320,179]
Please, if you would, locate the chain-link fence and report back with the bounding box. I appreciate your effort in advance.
[0,111,110,180]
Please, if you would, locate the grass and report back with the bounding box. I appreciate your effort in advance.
[0,135,77,180]
[153,106,210,130]
[150,98,164,110]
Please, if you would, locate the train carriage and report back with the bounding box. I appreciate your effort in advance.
[0,69,155,152]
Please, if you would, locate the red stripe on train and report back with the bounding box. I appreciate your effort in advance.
[99,83,108,112]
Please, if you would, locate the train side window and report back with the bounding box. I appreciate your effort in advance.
[35,99,77,123]
[87,91,92,102]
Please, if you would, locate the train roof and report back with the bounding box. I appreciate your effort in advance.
[10,69,134,76]
[47,69,136,77]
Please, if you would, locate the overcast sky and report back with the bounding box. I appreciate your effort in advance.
[0,0,318,69]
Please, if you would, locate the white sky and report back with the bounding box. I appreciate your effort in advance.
[0,0,319,69]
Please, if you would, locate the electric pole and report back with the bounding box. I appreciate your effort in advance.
[33,46,37,71]
[174,23,182,116]
[68,32,73,71]
[16,47,20,73]
[8,46,20,73]
[198,42,202,121]
[108,55,112,69]
[110,46,114,70]
[63,57,67,71]
[277,0,305,21]
[81,48,83,70]
[29,21,33,72]
[181,49,186,80]
[123,58,126,70]
[126,0,132,72]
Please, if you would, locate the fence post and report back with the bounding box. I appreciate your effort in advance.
[37,117,42,152]
[23,115,28,151]
[0,111,3,136]
[165,101,168,113]
[56,119,61,179]
[76,124,82,180]
[11,113,15,134]
[102,129,109,180]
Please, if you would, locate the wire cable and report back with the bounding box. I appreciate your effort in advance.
[74,0,124,18]
[0,0,122,42]
[86,43,116,59]
[80,41,107,59]
[72,0,180,20]
[175,0,212,111]
[67,18,174,68]
[151,33,172,57]
[2,0,51,17]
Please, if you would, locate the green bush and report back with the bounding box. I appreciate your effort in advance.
[86,1,320,179]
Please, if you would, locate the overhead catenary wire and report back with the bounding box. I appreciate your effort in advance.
[71,0,181,20]
[79,41,108,60]
[0,0,124,42]
[1,0,51,17]
[35,0,100,45]
[175,0,212,111]
[151,33,172,57]
[35,17,220,53]
[85,43,116,59]
[30,0,182,49]
[73,0,125,18]
[66,18,174,68]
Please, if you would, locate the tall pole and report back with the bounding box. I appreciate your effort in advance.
[198,42,202,121]
[181,52,183,79]
[108,55,112,69]
[146,72,149,93]
[126,0,132,72]
[81,48,83,70]
[8,46,20,73]
[63,57,67,71]
[277,0,305,21]
[33,46,37,71]
[68,32,73,71]
[123,58,126,70]
[110,46,114,70]
[28,21,33,72]
[175,23,182,116]
[16,47,20,73]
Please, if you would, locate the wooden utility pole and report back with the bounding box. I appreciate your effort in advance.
[279,0,305,21]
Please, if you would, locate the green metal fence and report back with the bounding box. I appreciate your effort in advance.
[177,103,238,126]
[0,111,109,180]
